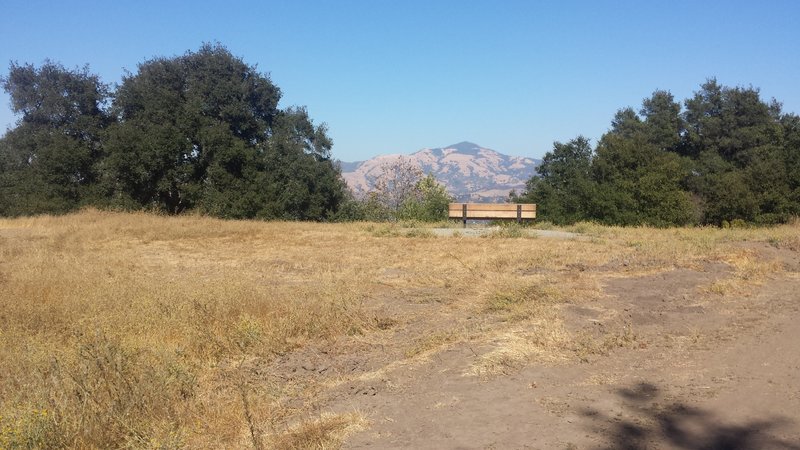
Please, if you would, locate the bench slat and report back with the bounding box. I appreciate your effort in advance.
[448,203,535,212]
[447,203,537,220]
[453,210,536,219]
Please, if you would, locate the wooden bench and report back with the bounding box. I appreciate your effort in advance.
[448,203,536,227]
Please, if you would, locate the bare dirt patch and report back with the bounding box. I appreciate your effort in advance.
[326,243,800,449]
[430,226,581,239]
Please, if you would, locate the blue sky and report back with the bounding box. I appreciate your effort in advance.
[1,0,798,161]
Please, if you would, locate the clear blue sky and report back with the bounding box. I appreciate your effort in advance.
[1,0,798,161]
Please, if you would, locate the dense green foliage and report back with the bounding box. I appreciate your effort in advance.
[515,80,800,226]
[0,44,346,219]
[515,136,594,225]
[0,61,109,215]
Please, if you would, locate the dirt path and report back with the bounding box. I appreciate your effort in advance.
[319,243,800,449]
[430,227,581,239]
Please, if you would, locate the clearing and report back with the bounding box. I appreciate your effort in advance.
[0,212,798,449]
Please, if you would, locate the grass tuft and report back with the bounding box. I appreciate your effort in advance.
[269,413,367,450]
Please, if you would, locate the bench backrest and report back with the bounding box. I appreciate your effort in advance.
[448,203,536,220]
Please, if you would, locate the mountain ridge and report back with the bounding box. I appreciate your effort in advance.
[340,142,540,202]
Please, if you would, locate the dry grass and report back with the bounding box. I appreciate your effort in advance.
[466,325,572,379]
[268,412,367,450]
[0,210,796,448]
[404,331,459,359]
[0,210,376,448]
[707,248,785,296]
[571,323,639,362]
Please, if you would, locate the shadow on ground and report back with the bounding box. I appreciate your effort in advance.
[581,382,800,450]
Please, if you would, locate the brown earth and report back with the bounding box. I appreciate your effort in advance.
[277,241,800,449]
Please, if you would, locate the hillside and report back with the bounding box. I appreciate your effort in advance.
[340,142,540,202]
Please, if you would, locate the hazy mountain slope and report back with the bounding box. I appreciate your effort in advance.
[341,142,539,202]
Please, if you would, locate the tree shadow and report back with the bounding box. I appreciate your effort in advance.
[581,382,800,450]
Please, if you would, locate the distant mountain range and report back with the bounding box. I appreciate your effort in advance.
[340,142,540,202]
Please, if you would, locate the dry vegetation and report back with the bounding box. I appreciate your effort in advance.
[0,210,796,449]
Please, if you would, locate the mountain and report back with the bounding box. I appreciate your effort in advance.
[340,142,540,202]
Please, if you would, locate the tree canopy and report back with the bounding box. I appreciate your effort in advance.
[516,79,800,226]
[1,44,346,220]
[0,61,109,215]
[512,136,594,225]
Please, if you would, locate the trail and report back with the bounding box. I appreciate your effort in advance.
[327,244,800,449]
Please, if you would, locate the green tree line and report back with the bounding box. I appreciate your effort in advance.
[0,44,347,219]
[514,80,800,226]
[3,51,796,227]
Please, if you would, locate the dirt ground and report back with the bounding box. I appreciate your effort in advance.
[275,238,800,449]
[430,226,581,239]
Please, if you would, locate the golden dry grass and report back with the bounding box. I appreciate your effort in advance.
[0,210,795,448]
